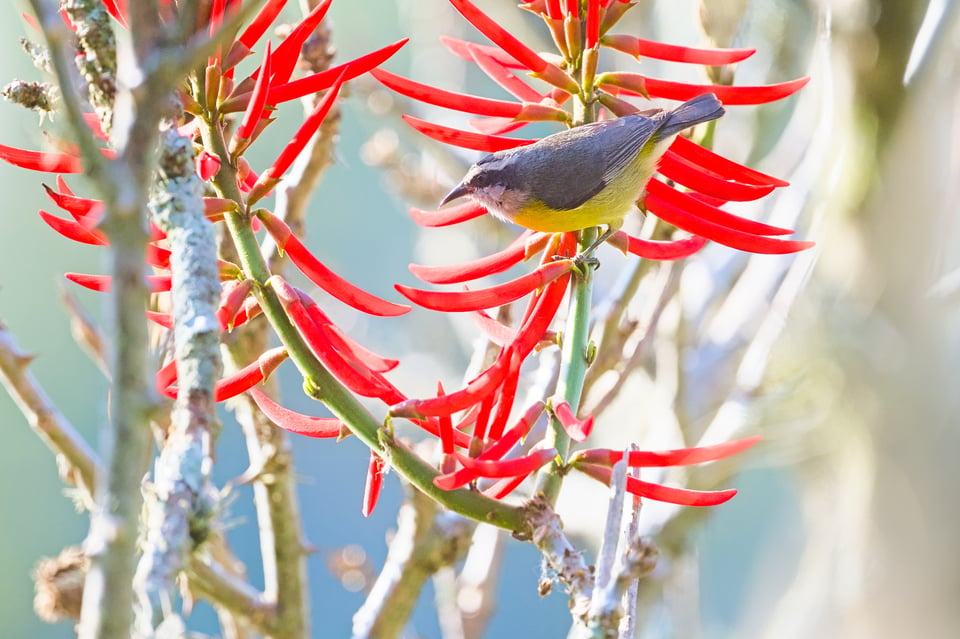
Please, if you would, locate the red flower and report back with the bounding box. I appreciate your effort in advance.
[569,436,762,507]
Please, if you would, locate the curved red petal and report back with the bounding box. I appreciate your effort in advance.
[409,200,489,227]
[466,43,545,102]
[454,447,557,478]
[267,39,408,105]
[259,70,346,185]
[303,304,399,373]
[615,230,707,260]
[237,0,287,49]
[577,435,762,468]
[645,179,793,236]
[0,144,82,173]
[601,73,810,105]
[578,463,739,506]
[235,41,272,141]
[38,210,107,245]
[43,184,101,220]
[146,311,174,330]
[667,138,789,187]
[390,352,511,418]
[259,211,410,316]
[657,153,775,202]
[486,349,523,440]
[401,115,535,152]
[511,273,570,357]
[481,472,532,499]
[602,35,755,65]
[372,68,523,118]
[626,477,738,506]
[408,230,536,284]
[66,273,172,293]
[644,192,814,254]
[439,35,524,69]
[448,0,548,73]
[395,260,573,312]
[269,0,333,85]
[249,386,344,438]
[468,116,532,135]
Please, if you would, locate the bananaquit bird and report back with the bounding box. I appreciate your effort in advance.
[440,93,725,255]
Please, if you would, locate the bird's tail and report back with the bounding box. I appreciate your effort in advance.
[657,93,725,138]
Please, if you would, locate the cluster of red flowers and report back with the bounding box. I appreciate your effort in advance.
[2,0,808,515]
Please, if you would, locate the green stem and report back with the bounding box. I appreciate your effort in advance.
[203,122,530,534]
[534,229,597,504]
[533,71,600,505]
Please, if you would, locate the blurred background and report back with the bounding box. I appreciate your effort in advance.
[0,0,957,637]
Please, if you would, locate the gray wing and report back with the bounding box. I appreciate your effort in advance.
[493,116,659,210]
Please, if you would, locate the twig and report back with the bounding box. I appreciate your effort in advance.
[0,320,101,497]
[619,453,644,638]
[457,525,507,639]
[226,368,312,639]
[352,489,473,639]
[580,458,628,638]
[187,553,276,630]
[0,321,275,635]
[133,127,222,635]
[32,2,168,637]
[525,497,593,620]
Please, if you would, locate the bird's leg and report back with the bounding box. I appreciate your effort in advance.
[570,222,621,270]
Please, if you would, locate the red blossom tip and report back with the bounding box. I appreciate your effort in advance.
[362,453,386,517]
[551,399,594,442]
[146,311,173,330]
[217,279,254,331]
[395,259,574,312]
[249,386,345,439]
[195,150,221,181]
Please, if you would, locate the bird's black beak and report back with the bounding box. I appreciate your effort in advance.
[440,183,471,207]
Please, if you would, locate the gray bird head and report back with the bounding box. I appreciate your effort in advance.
[440,153,525,213]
